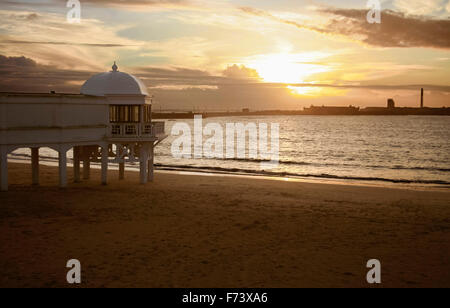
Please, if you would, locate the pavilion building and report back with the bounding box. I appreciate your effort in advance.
[0,63,167,191]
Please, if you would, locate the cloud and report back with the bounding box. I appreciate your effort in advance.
[0,9,141,70]
[240,7,322,33]
[3,0,190,6]
[81,0,189,5]
[76,0,201,11]
[136,66,219,87]
[135,65,266,88]
[0,55,91,92]
[1,40,135,48]
[2,54,449,97]
[393,0,447,16]
[222,64,260,80]
[240,7,450,49]
[1,0,202,13]
[0,54,37,67]
[321,8,450,49]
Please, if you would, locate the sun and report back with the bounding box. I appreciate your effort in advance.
[244,52,331,84]
[287,86,348,97]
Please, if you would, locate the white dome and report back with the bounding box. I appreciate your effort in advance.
[81,63,149,97]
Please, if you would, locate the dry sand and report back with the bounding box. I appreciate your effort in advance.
[0,162,449,288]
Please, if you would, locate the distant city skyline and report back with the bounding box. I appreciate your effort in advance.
[0,0,449,110]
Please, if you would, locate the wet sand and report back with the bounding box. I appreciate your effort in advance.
[0,163,449,288]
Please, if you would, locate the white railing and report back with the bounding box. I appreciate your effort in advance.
[153,121,165,136]
[109,122,165,138]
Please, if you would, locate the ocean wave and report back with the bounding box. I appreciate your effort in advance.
[167,156,450,173]
[9,152,449,185]
[154,164,450,186]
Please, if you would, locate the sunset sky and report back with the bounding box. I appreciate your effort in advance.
[0,0,449,110]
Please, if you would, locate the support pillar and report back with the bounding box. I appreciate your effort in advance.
[119,162,125,180]
[117,144,125,180]
[31,147,39,186]
[83,160,90,180]
[140,145,148,184]
[73,146,81,183]
[83,146,90,180]
[101,146,108,185]
[0,146,8,192]
[58,150,67,188]
[148,144,154,182]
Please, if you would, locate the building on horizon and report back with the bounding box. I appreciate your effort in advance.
[303,105,360,115]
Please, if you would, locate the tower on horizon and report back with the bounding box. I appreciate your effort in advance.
[421,88,424,108]
[387,98,395,109]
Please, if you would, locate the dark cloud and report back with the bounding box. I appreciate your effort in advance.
[136,65,261,87]
[0,40,134,48]
[26,13,39,20]
[322,8,450,49]
[0,55,91,93]
[0,55,37,67]
[240,7,450,49]
[136,67,222,87]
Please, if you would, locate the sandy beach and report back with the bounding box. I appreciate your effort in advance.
[0,162,449,288]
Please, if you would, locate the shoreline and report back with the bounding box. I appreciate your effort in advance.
[7,156,450,192]
[152,112,450,119]
[1,163,449,287]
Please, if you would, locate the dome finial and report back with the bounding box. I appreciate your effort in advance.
[112,61,118,72]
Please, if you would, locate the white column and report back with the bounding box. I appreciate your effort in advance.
[73,146,81,183]
[101,146,108,185]
[31,147,39,186]
[58,150,67,188]
[0,146,8,192]
[140,144,148,184]
[148,143,154,182]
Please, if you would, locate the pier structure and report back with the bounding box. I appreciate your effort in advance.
[0,63,167,191]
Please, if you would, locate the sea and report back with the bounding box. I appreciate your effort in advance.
[10,115,450,187]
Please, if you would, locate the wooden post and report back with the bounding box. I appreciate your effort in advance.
[0,146,8,192]
[82,146,90,180]
[421,88,424,108]
[148,143,154,182]
[83,160,90,180]
[101,146,108,185]
[73,146,81,183]
[31,147,40,186]
[119,162,125,180]
[58,150,67,188]
[140,145,148,184]
[117,144,125,180]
